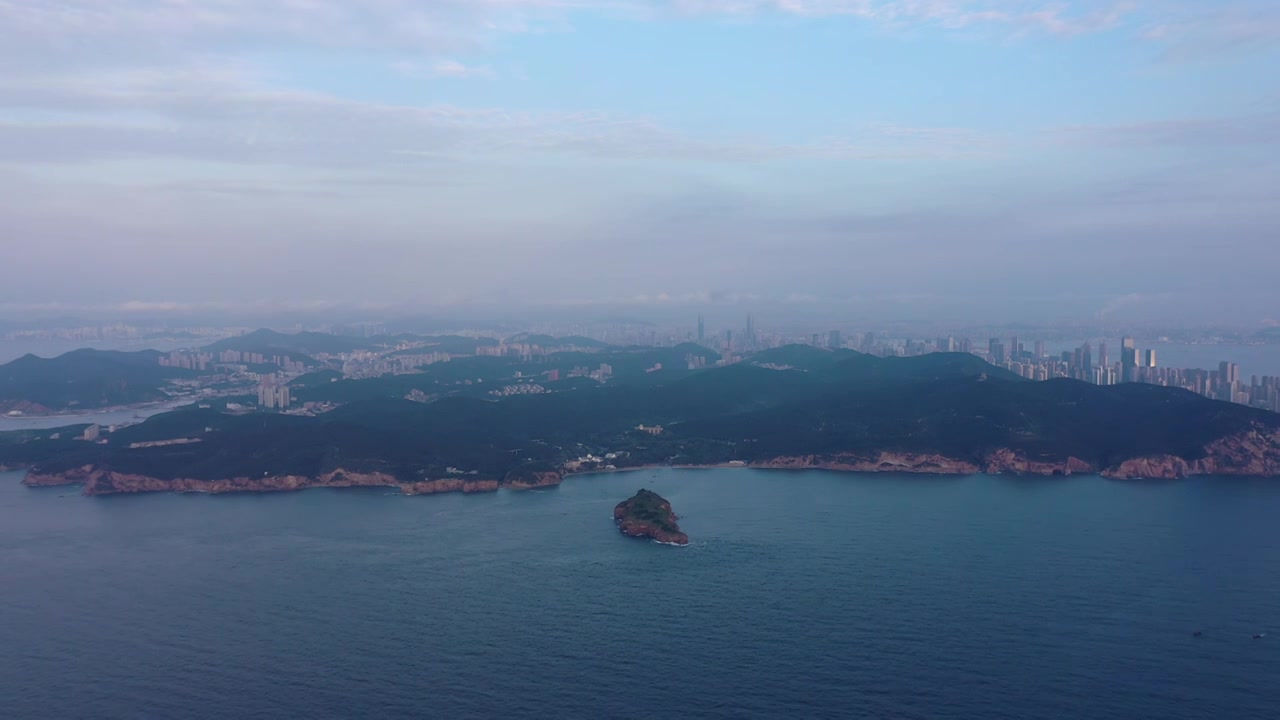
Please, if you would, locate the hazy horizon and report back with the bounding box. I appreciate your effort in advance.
[2,1,1277,324]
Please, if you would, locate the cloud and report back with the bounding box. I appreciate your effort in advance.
[0,0,577,63]
[0,0,1275,78]
[0,61,993,168]
[669,0,1135,35]
[395,59,497,79]
[1141,1,1280,60]
[426,59,496,79]
[0,0,1159,72]
[1052,113,1280,148]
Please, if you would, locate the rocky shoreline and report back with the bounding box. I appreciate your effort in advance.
[22,466,564,496]
[747,428,1280,480]
[15,427,1280,496]
[614,489,689,545]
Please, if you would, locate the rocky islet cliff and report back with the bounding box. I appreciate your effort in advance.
[614,489,689,545]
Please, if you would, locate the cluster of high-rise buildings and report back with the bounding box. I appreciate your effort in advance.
[341,350,455,379]
[574,363,614,382]
[161,349,307,373]
[955,335,1279,413]
[694,317,1280,414]
[476,339,604,359]
[159,351,212,371]
[257,381,291,409]
[213,350,306,372]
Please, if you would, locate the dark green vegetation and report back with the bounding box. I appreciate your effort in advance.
[0,349,191,411]
[677,375,1269,468]
[0,329,617,413]
[291,343,720,405]
[615,489,683,535]
[0,425,96,469]
[3,346,1277,484]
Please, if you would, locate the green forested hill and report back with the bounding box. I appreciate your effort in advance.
[6,344,1275,484]
[0,349,189,411]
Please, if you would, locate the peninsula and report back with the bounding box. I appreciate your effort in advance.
[4,344,1280,495]
[615,489,689,545]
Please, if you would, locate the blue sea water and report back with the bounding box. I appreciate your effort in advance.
[2,468,1279,720]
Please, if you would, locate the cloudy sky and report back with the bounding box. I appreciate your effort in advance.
[0,1,1277,323]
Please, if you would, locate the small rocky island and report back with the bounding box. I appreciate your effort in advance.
[614,489,689,545]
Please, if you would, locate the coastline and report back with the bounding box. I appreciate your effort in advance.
[20,466,565,497]
[0,399,191,432]
[20,440,1280,497]
[12,426,1280,497]
[0,399,185,420]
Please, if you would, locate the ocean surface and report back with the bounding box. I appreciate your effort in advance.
[0,401,188,432]
[3,468,1279,720]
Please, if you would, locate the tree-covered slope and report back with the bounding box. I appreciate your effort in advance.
[5,345,1277,484]
[0,349,189,411]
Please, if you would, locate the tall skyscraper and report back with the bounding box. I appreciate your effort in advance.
[1098,342,1108,370]
[746,314,755,350]
[989,339,1007,365]
[1011,336,1021,361]
[1034,340,1045,359]
[1142,349,1157,368]
[1220,361,1240,384]
[697,315,704,343]
[829,330,842,349]
[1121,337,1138,382]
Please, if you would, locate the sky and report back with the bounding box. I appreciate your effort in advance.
[0,0,1277,325]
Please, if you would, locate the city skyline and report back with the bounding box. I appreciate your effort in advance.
[8,313,1279,413]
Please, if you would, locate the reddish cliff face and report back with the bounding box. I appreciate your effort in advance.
[613,489,689,545]
[0,400,54,415]
[399,478,500,495]
[983,450,1095,476]
[1102,427,1280,479]
[81,469,402,495]
[23,467,508,496]
[502,471,563,490]
[753,453,981,474]
[14,425,1280,498]
[24,465,103,487]
[751,431,1280,479]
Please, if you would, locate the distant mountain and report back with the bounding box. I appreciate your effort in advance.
[504,333,611,349]
[0,349,186,412]
[205,329,499,360]
[748,344,860,369]
[7,345,1279,492]
[384,336,499,357]
[203,329,356,358]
